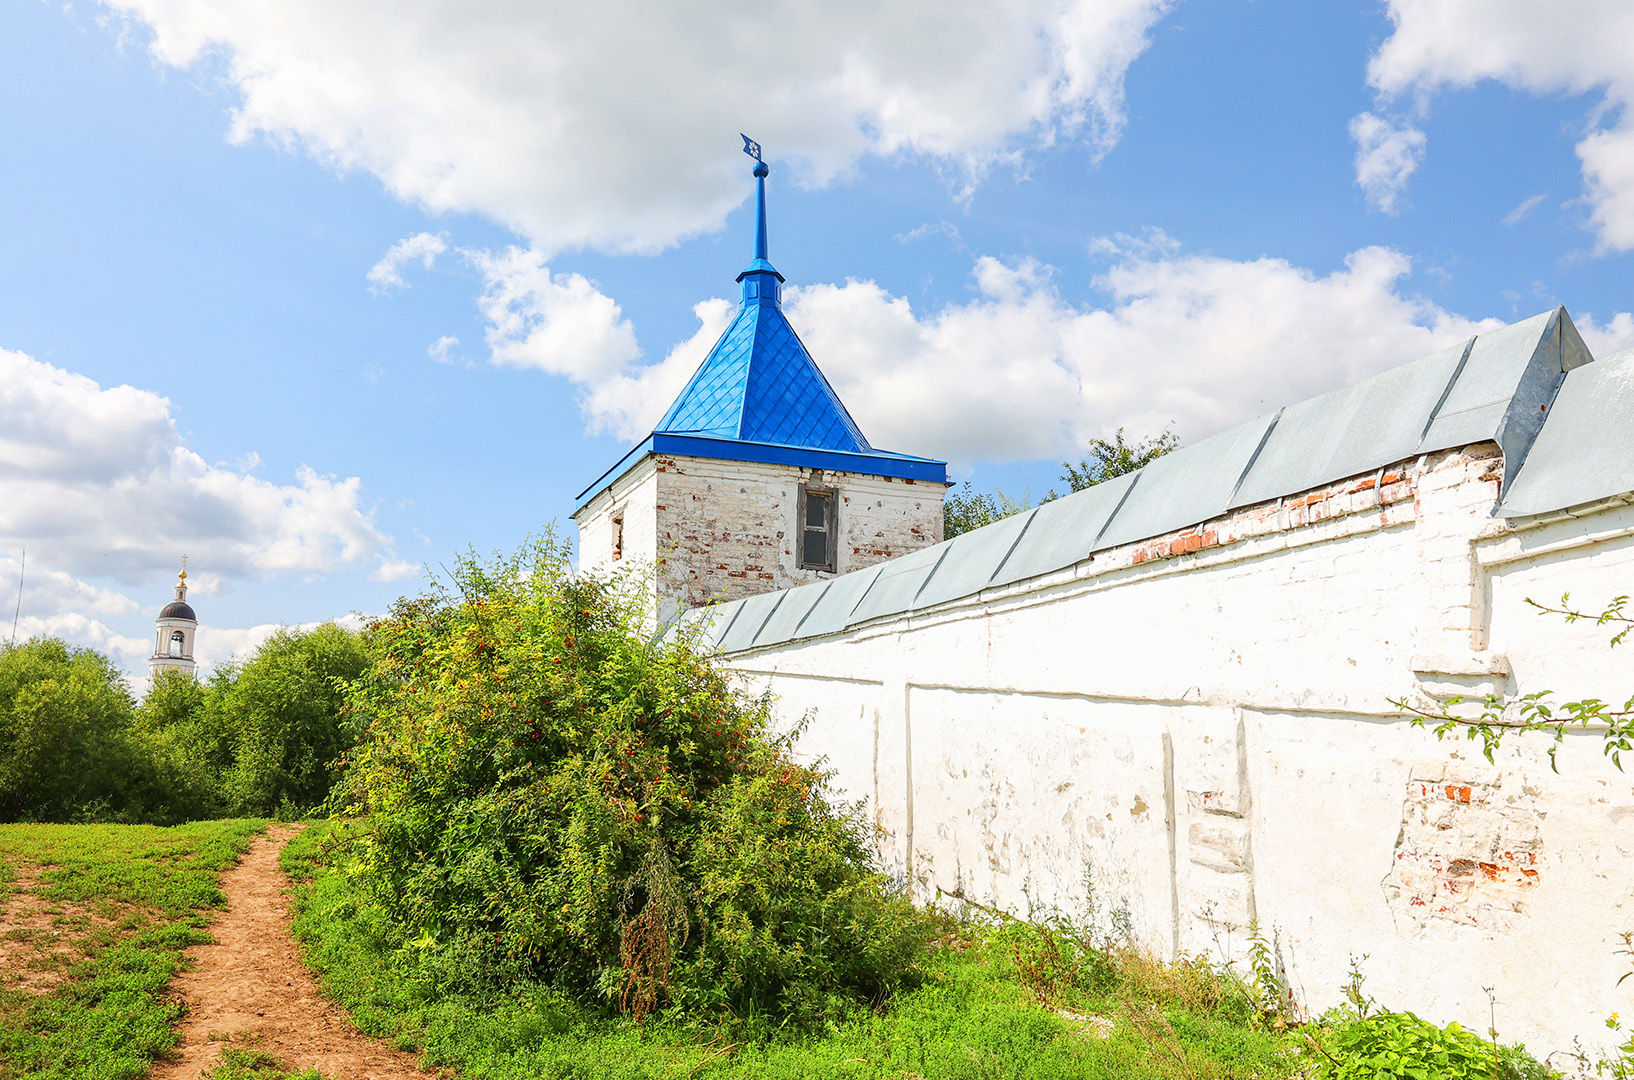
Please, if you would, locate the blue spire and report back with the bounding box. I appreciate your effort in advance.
[736,154,783,307]
[655,145,867,450]
[571,138,949,511]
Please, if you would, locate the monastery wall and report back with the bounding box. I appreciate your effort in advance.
[715,442,1634,1055]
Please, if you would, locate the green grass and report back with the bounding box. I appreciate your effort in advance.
[280,823,1309,1079]
[199,1041,323,1080]
[0,819,267,1080]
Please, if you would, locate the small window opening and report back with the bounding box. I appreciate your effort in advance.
[611,513,624,561]
[799,486,835,571]
[168,630,185,658]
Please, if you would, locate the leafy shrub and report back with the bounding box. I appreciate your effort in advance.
[1314,1011,1494,1079]
[336,535,935,1029]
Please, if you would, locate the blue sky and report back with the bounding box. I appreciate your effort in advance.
[3,0,1632,677]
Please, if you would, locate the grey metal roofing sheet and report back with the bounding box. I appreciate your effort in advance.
[1096,415,1277,550]
[847,543,950,626]
[715,590,787,653]
[791,562,884,639]
[1499,347,1634,517]
[1419,313,1551,452]
[1419,310,1587,494]
[750,579,830,647]
[1228,340,1471,509]
[913,507,1038,610]
[700,597,747,650]
[986,470,1139,590]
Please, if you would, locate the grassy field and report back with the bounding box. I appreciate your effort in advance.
[0,819,267,1080]
[280,824,1311,1080]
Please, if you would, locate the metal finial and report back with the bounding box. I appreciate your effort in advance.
[741,136,770,262]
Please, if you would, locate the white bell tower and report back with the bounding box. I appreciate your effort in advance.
[149,557,198,679]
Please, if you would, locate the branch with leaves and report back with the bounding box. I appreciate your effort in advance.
[1391,593,1634,772]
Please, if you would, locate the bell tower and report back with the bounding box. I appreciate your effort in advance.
[149,558,198,679]
[572,137,948,613]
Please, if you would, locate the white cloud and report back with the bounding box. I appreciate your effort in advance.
[426,334,462,366]
[193,612,368,672]
[1349,112,1427,214]
[98,0,1175,254]
[0,551,149,673]
[366,230,448,292]
[467,246,642,382]
[0,348,407,583]
[1577,310,1634,359]
[777,247,1507,463]
[1368,0,1634,251]
[581,299,737,440]
[1502,193,1549,226]
[489,237,1624,466]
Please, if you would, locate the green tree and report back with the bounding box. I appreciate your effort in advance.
[943,483,1040,539]
[215,623,370,816]
[1060,426,1179,492]
[133,666,232,820]
[0,639,143,822]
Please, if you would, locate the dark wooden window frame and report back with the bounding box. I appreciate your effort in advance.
[797,481,837,572]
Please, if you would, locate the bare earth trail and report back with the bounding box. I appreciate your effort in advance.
[152,823,428,1080]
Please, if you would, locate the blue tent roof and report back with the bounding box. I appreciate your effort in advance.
[653,293,872,452]
[574,160,947,511]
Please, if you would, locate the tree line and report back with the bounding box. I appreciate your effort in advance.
[0,623,367,823]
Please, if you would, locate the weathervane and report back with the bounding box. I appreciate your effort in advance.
[740,135,771,264]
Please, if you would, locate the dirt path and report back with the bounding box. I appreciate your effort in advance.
[152,823,428,1080]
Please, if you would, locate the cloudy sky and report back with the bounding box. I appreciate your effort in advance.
[3,0,1633,679]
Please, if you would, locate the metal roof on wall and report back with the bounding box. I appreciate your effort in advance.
[681,306,1623,653]
[1498,347,1634,517]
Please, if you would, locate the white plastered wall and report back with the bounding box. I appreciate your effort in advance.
[719,443,1634,1056]
[574,457,662,580]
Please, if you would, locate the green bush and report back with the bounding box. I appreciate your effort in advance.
[336,536,935,1029]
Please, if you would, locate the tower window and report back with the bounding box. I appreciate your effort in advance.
[799,485,835,572]
[169,630,185,658]
[611,513,624,561]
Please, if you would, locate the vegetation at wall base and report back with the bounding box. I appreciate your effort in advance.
[283,822,1311,1079]
[0,818,266,1080]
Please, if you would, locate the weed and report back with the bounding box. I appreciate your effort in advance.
[202,1044,325,1080]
